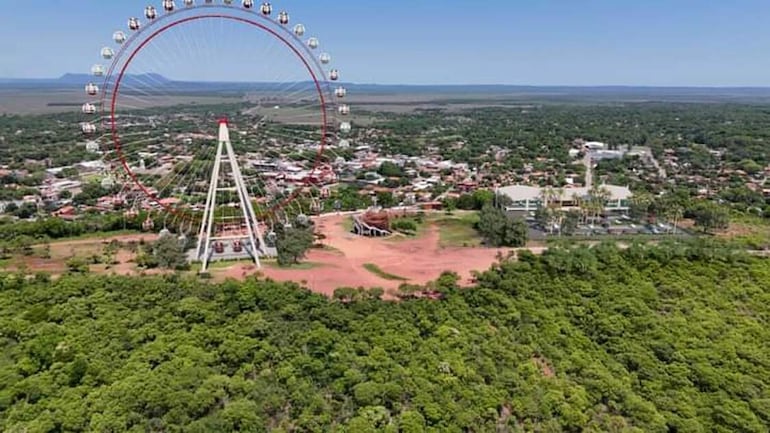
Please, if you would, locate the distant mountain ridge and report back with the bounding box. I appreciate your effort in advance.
[0,73,173,89]
[57,73,172,85]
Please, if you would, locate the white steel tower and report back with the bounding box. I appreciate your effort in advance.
[195,118,267,272]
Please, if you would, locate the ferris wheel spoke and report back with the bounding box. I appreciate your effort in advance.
[155,145,217,206]
[116,29,197,112]
[111,40,182,104]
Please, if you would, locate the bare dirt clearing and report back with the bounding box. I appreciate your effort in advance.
[6,216,542,296]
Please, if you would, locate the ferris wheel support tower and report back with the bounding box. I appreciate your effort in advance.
[196,119,267,272]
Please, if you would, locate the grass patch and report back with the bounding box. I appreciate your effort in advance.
[192,259,256,271]
[341,217,354,232]
[719,214,770,249]
[47,229,143,243]
[362,263,408,281]
[385,215,428,242]
[431,212,482,247]
[262,260,322,270]
[317,244,344,255]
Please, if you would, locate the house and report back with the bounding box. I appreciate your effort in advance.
[457,179,477,193]
[54,205,77,220]
[419,201,443,211]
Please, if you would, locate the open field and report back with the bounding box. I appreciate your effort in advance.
[3,211,758,297]
[1,212,761,297]
[0,233,158,275]
[716,216,770,248]
[0,89,519,116]
[253,213,534,296]
[430,212,483,247]
[0,213,533,297]
[9,82,770,115]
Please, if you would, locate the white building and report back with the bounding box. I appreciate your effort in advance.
[585,141,607,150]
[497,184,632,212]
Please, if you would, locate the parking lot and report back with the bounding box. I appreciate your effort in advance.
[513,212,693,240]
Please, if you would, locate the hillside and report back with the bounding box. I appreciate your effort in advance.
[0,242,768,432]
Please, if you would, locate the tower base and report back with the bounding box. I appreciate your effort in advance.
[194,119,269,272]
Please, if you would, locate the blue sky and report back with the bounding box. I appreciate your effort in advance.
[0,0,769,86]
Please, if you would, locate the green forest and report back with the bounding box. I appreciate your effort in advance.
[1,242,768,432]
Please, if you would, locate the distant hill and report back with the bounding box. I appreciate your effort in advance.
[56,73,172,86]
[0,73,173,89]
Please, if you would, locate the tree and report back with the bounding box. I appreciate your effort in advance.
[738,159,762,175]
[65,257,90,273]
[441,197,457,213]
[391,218,418,234]
[692,202,730,233]
[662,202,685,234]
[39,243,51,259]
[629,191,653,221]
[476,204,528,247]
[534,205,554,232]
[102,240,120,266]
[1,243,770,431]
[15,202,38,219]
[276,225,314,266]
[137,235,189,270]
[561,210,581,235]
[588,185,611,223]
[155,235,189,270]
[572,193,588,224]
[73,182,113,206]
[455,194,475,210]
[377,161,404,178]
[3,202,18,215]
[375,191,396,209]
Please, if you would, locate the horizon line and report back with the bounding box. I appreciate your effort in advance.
[3,74,770,89]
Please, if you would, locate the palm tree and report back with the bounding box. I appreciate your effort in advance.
[572,193,588,224]
[670,205,684,234]
[588,185,611,223]
[538,187,558,233]
[539,186,556,209]
[662,202,684,234]
[629,191,653,222]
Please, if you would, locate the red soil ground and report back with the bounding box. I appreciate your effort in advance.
[230,214,538,296]
[16,217,544,297]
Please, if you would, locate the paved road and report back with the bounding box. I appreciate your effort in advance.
[641,147,667,179]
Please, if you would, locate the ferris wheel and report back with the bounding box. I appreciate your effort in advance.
[78,0,352,270]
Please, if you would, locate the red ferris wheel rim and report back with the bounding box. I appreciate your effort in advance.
[109,13,329,222]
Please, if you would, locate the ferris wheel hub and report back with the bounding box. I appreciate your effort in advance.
[217,120,231,143]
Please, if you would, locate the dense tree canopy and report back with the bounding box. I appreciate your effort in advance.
[2,242,766,432]
[476,204,529,247]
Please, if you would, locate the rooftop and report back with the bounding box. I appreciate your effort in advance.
[498,184,632,201]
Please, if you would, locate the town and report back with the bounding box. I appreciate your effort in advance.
[1,102,768,242]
